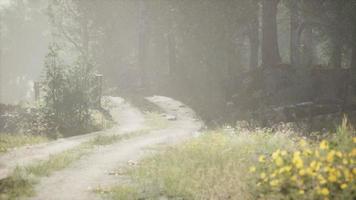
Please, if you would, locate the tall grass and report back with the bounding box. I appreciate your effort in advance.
[105,130,298,199]
[104,120,355,200]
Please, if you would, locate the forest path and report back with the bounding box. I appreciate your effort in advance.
[0,97,144,180]
[28,96,203,200]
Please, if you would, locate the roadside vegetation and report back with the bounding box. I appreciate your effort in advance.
[100,119,355,200]
[0,133,48,153]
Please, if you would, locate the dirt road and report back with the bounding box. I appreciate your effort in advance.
[28,96,202,200]
[0,97,144,180]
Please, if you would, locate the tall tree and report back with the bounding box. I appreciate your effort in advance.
[288,0,300,67]
[261,0,281,67]
[351,27,356,70]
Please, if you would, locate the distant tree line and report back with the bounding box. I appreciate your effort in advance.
[44,0,356,125]
[2,0,355,126]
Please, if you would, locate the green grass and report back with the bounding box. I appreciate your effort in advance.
[0,133,49,153]
[90,135,123,146]
[103,129,299,200]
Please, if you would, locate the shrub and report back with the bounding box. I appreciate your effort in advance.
[40,43,102,136]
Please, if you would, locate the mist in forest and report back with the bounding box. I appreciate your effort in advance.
[0,0,355,125]
[0,1,356,200]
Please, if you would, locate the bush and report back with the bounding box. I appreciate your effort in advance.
[40,44,103,136]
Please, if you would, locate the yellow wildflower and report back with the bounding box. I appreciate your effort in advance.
[281,150,287,156]
[269,179,279,187]
[353,137,356,143]
[292,153,303,169]
[275,157,284,166]
[303,149,312,156]
[298,190,304,194]
[328,174,337,182]
[306,168,315,176]
[319,188,329,196]
[336,151,343,158]
[249,166,256,173]
[342,159,348,165]
[343,169,351,181]
[318,175,327,185]
[279,166,292,174]
[340,183,348,189]
[272,149,281,159]
[299,169,306,176]
[351,148,356,157]
[326,151,335,163]
[259,155,266,163]
[260,173,266,179]
[320,140,329,150]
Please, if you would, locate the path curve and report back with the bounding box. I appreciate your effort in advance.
[29,96,203,200]
[0,97,144,180]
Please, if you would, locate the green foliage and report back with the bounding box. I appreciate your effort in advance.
[41,43,99,136]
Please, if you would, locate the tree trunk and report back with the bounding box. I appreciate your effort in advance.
[290,0,300,67]
[302,27,314,67]
[261,0,281,68]
[329,4,344,69]
[248,9,259,70]
[330,37,342,68]
[352,30,356,70]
